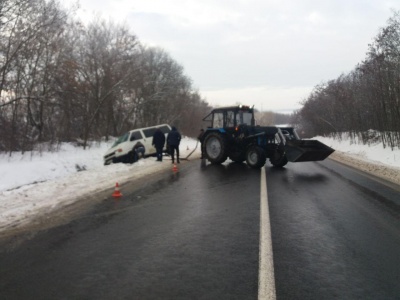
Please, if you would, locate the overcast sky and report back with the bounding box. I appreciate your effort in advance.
[64,0,397,113]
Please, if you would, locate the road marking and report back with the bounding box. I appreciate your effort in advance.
[258,166,277,300]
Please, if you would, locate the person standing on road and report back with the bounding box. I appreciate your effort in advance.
[152,128,166,162]
[198,128,205,159]
[167,126,181,164]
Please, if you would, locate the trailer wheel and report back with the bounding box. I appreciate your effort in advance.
[246,146,266,169]
[270,150,288,167]
[204,132,228,164]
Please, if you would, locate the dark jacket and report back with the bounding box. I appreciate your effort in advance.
[152,129,166,148]
[167,127,181,146]
[198,129,205,142]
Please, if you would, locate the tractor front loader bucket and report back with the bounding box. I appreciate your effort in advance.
[284,140,334,162]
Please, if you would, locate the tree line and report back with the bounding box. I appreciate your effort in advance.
[295,11,400,150]
[0,0,211,153]
[255,110,292,126]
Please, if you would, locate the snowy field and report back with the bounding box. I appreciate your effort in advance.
[0,134,399,235]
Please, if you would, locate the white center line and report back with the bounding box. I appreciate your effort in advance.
[258,166,277,300]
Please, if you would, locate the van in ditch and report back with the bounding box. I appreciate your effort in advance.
[103,124,171,165]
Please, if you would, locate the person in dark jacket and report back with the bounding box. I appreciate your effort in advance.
[167,126,181,163]
[152,128,166,161]
[198,128,205,159]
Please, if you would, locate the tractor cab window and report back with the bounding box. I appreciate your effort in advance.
[213,112,224,128]
[226,111,235,127]
[237,110,253,125]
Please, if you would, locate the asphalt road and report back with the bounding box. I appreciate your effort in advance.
[267,160,400,299]
[0,158,399,299]
[0,161,261,300]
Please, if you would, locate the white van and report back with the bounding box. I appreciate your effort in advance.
[103,124,171,165]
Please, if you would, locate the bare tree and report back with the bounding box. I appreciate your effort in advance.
[0,0,68,152]
[297,11,400,149]
[0,1,212,152]
[55,18,139,148]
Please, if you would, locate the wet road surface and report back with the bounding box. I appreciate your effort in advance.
[0,158,400,299]
[0,161,261,299]
[267,160,400,299]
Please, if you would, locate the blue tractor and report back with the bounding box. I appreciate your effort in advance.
[201,105,334,169]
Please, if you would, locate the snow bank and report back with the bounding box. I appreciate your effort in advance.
[0,137,200,234]
[315,134,400,168]
[0,141,112,192]
[315,135,400,185]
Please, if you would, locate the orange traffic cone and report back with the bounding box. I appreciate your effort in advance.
[112,182,122,198]
[172,164,178,172]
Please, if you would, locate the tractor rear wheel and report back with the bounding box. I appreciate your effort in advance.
[246,145,266,169]
[269,150,288,167]
[204,132,228,164]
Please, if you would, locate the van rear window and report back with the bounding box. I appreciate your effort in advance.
[159,125,171,134]
[143,128,157,138]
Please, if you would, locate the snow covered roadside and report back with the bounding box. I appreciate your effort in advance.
[315,136,400,186]
[0,137,201,235]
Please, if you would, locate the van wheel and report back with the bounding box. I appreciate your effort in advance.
[126,151,138,164]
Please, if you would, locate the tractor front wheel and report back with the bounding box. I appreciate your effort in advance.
[246,146,266,169]
[204,132,228,164]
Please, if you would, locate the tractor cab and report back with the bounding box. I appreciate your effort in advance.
[202,105,255,129]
